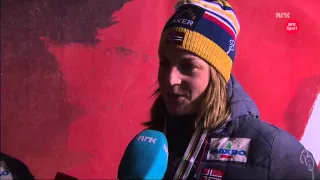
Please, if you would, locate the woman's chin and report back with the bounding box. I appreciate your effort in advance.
[166,105,189,116]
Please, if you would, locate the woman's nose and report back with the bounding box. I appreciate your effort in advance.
[168,67,182,86]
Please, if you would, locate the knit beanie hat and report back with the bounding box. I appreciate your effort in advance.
[159,0,240,82]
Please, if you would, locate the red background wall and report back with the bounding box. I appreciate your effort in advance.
[1,0,320,179]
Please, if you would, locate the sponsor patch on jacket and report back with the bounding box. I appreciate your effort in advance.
[200,168,223,180]
[206,138,250,163]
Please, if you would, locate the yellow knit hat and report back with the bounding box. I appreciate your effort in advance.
[159,0,240,82]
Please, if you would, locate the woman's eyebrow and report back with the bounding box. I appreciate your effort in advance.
[180,57,192,61]
[180,56,197,63]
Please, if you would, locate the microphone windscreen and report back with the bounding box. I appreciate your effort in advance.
[118,129,168,179]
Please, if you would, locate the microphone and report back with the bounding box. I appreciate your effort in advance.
[118,129,169,179]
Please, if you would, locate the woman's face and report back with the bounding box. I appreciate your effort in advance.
[158,48,210,116]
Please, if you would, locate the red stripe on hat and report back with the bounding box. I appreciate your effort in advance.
[203,12,236,40]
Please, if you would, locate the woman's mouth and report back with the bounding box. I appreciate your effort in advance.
[167,93,186,101]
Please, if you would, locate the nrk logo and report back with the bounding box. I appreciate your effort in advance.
[275,12,299,34]
[137,135,157,144]
[275,12,290,19]
[213,141,247,160]
[285,19,299,34]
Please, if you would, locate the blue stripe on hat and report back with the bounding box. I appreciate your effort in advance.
[203,12,236,39]
[194,17,236,61]
[205,9,237,35]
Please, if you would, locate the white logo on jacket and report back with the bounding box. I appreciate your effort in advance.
[300,149,315,180]
[206,138,250,163]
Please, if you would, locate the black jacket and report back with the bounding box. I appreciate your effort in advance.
[164,75,320,179]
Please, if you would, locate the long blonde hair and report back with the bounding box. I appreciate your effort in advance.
[143,66,231,131]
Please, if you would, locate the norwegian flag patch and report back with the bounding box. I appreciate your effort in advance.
[200,168,224,180]
[167,31,185,45]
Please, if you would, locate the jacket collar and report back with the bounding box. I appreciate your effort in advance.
[227,74,260,119]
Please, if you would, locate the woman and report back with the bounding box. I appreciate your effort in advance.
[144,0,320,179]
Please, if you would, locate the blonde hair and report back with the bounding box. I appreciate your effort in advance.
[143,66,231,131]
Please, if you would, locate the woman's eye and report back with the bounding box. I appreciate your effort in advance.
[181,63,197,71]
[177,63,198,75]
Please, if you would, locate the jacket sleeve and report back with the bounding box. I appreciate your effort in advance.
[268,130,320,180]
